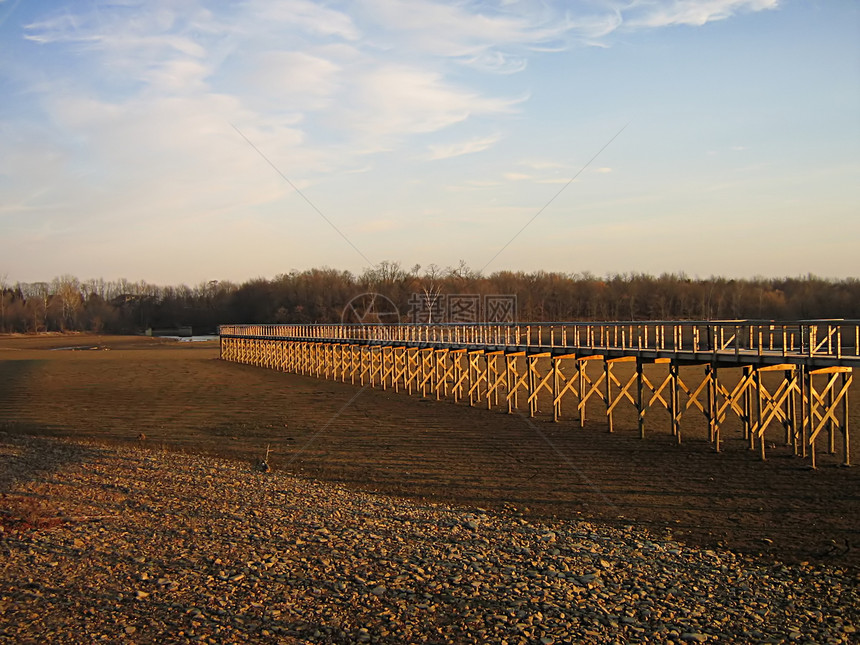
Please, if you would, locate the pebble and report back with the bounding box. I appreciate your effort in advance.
[0,434,857,644]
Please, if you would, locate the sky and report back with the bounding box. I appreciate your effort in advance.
[1,0,858,286]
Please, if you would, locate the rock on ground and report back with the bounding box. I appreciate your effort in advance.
[0,433,857,644]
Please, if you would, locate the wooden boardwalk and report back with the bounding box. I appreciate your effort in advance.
[219,320,857,468]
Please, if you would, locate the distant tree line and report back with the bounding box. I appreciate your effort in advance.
[0,264,858,334]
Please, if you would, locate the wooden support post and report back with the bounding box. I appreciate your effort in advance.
[755,368,765,459]
[451,350,467,403]
[670,362,680,443]
[526,354,552,418]
[420,349,435,398]
[794,365,804,455]
[435,349,448,401]
[749,365,795,461]
[705,364,715,445]
[576,356,605,429]
[468,351,487,407]
[551,354,579,425]
[506,353,527,414]
[485,353,493,409]
[803,366,811,459]
[637,359,645,439]
[806,367,853,468]
[743,366,753,443]
[401,347,410,392]
[710,364,721,451]
[406,348,418,395]
[528,356,537,417]
[603,357,637,436]
[842,371,851,466]
[827,382,836,454]
[468,352,476,406]
[486,353,500,410]
[578,360,586,428]
[605,360,613,433]
[785,369,796,446]
[809,369,817,469]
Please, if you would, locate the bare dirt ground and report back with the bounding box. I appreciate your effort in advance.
[1,333,858,569]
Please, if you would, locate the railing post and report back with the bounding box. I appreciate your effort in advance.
[735,325,740,358]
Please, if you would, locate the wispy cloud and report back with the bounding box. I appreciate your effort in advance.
[536,177,577,184]
[427,133,501,160]
[465,50,528,74]
[504,172,533,181]
[338,65,522,148]
[357,0,577,61]
[521,159,570,171]
[242,0,361,40]
[624,0,780,28]
[445,179,503,192]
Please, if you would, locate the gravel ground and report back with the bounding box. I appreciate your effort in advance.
[1,433,857,645]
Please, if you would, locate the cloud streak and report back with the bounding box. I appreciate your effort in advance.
[624,0,780,28]
[427,134,502,160]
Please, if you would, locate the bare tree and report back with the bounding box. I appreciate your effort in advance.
[447,259,479,281]
[0,273,7,332]
[27,282,50,332]
[361,260,407,286]
[54,275,83,331]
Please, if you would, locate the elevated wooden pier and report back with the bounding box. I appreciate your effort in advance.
[219,320,857,467]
